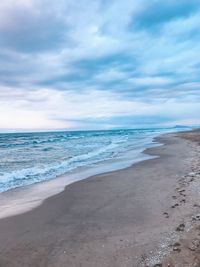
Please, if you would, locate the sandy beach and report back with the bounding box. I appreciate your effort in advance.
[0,130,200,267]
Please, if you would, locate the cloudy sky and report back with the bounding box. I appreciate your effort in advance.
[0,0,200,131]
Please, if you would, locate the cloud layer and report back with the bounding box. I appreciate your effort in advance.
[0,0,200,130]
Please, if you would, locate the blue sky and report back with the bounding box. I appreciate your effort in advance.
[0,0,200,131]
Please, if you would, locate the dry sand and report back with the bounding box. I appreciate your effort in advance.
[0,130,199,267]
[161,130,200,267]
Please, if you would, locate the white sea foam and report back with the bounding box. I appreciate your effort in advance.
[0,128,186,192]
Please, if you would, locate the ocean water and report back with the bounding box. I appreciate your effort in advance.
[0,128,188,193]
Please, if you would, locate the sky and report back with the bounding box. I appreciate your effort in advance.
[0,0,200,131]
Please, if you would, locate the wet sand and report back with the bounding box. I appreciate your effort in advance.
[0,130,199,267]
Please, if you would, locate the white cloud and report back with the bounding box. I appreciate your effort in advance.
[0,0,200,129]
[0,85,199,130]
[128,76,173,86]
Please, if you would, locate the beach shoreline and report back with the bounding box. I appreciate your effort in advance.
[0,131,160,219]
[0,129,199,266]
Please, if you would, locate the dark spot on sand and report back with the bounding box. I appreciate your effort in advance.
[192,214,200,221]
[171,203,179,208]
[163,212,169,218]
[176,223,185,232]
[173,242,181,246]
[172,242,181,252]
[173,246,181,252]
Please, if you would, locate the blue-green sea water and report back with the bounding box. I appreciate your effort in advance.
[0,127,190,192]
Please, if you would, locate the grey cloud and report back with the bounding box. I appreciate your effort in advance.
[0,4,69,53]
[0,0,200,129]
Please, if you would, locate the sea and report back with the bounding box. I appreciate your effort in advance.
[0,127,191,193]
